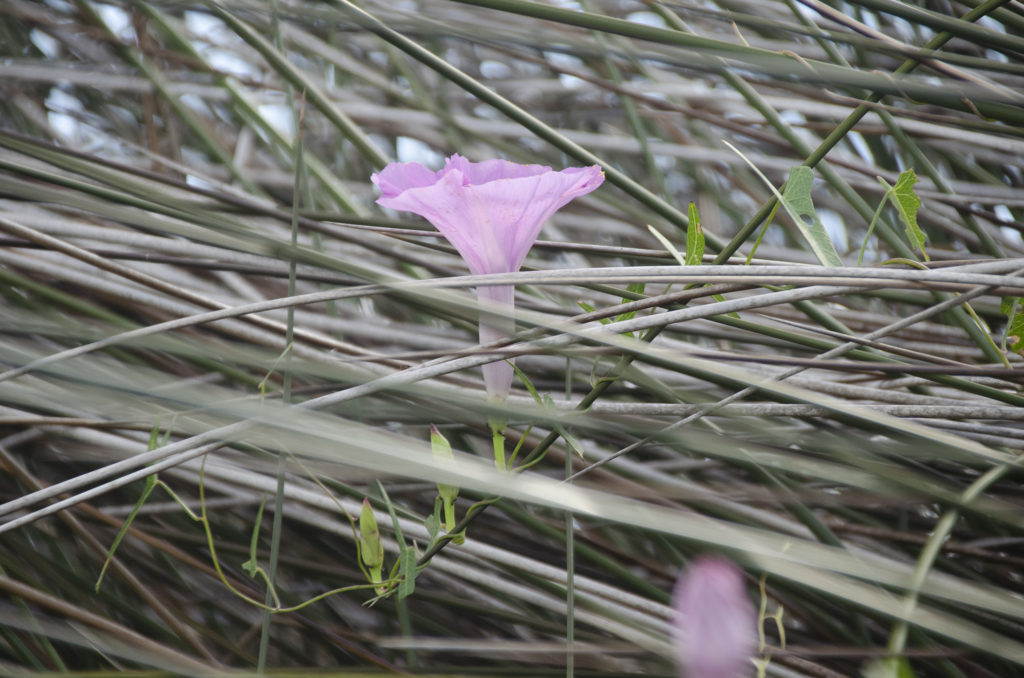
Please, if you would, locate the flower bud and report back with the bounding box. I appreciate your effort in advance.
[358,498,383,576]
[430,425,458,505]
[672,555,757,678]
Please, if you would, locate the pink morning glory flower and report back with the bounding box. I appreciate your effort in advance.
[672,555,757,678]
[372,154,604,401]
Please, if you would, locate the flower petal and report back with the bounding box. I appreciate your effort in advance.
[376,168,495,275]
[444,154,550,184]
[371,161,442,199]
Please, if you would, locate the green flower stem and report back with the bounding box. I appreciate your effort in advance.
[490,415,507,471]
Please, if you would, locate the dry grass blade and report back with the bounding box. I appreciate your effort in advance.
[1,1,1023,677]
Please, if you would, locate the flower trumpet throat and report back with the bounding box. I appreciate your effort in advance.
[372,154,604,401]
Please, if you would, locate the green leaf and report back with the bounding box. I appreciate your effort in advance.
[512,361,545,406]
[780,166,844,267]
[578,300,616,329]
[542,393,585,458]
[613,282,645,324]
[723,141,843,267]
[398,546,416,600]
[377,481,419,597]
[1006,302,1024,355]
[711,292,740,319]
[685,202,704,266]
[95,473,158,592]
[1000,297,1019,316]
[579,282,645,336]
[510,363,584,459]
[424,498,442,541]
[612,282,645,339]
[647,224,687,267]
[885,169,927,261]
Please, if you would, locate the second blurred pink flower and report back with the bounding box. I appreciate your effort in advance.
[672,555,757,678]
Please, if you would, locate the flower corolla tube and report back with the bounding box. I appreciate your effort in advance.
[672,555,757,678]
[372,154,604,400]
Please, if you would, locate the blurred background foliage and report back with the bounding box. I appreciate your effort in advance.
[0,0,1023,676]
